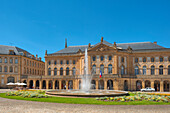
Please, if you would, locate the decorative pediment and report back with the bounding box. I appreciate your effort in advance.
[96,45,109,51]
[88,43,115,52]
[77,49,83,54]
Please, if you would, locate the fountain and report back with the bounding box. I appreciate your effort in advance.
[46,48,128,97]
[81,48,92,92]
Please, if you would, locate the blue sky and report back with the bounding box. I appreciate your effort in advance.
[0,0,170,61]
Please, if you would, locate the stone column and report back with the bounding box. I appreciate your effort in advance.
[113,80,118,90]
[39,80,42,89]
[142,81,145,88]
[160,81,163,92]
[46,80,49,89]
[59,80,61,89]
[104,80,107,90]
[66,80,68,90]
[33,80,36,89]
[96,80,98,90]
[53,80,55,89]
[151,81,154,89]
[27,80,30,88]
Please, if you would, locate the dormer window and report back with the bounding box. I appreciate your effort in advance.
[9,50,14,55]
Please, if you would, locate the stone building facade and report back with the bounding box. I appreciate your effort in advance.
[25,37,170,92]
[0,45,44,88]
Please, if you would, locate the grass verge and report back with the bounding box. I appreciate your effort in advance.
[0,93,170,105]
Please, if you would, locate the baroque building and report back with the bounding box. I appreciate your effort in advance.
[0,45,45,88]
[25,37,170,92]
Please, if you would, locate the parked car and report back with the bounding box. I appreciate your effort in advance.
[141,87,155,92]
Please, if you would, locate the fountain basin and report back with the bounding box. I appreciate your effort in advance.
[46,90,129,97]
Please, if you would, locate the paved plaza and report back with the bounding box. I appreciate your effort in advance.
[1,97,170,113]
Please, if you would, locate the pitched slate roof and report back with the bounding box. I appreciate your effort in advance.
[117,42,164,50]
[48,40,167,56]
[0,45,32,57]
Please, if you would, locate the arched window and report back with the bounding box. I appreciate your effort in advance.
[160,57,163,62]
[66,60,69,65]
[7,76,15,83]
[151,57,155,62]
[143,66,146,75]
[72,67,76,75]
[92,56,96,61]
[92,65,96,74]
[100,64,104,74]
[159,65,163,75]
[108,64,112,74]
[4,66,8,72]
[10,58,13,64]
[30,69,31,74]
[0,66,2,72]
[143,58,146,62]
[121,65,124,75]
[135,66,139,75]
[54,61,57,65]
[168,65,170,75]
[100,56,104,61]
[10,66,13,72]
[0,57,2,63]
[66,67,69,75]
[54,68,57,75]
[168,57,170,62]
[5,58,7,63]
[48,68,51,75]
[60,67,63,75]
[151,65,155,75]
[48,61,51,65]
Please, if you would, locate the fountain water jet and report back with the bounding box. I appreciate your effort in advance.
[81,48,93,92]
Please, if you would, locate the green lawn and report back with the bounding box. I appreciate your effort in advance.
[0,93,170,105]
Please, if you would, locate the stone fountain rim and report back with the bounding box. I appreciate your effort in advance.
[46,90,129,97]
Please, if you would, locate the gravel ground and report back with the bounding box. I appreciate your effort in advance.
[0,89,170,113]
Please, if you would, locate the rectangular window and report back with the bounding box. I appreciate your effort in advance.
[1,79,4,85]
[92,56,96,61]
[5,58,7,63]
[0,58,2,63]
[15,58,18,64]
[10,58,13,64]
[109,56,112,61]
[135,58,138,63]
[121,57,124,63]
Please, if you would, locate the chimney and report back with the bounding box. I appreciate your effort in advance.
[36,54,38,60]
[32,55,34,59]
[39,57,41,61]
[101,37,103,43]
[65,38,67,48]
[88,43,91,48]
[45,50,47,56]
[153,41,157,44]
